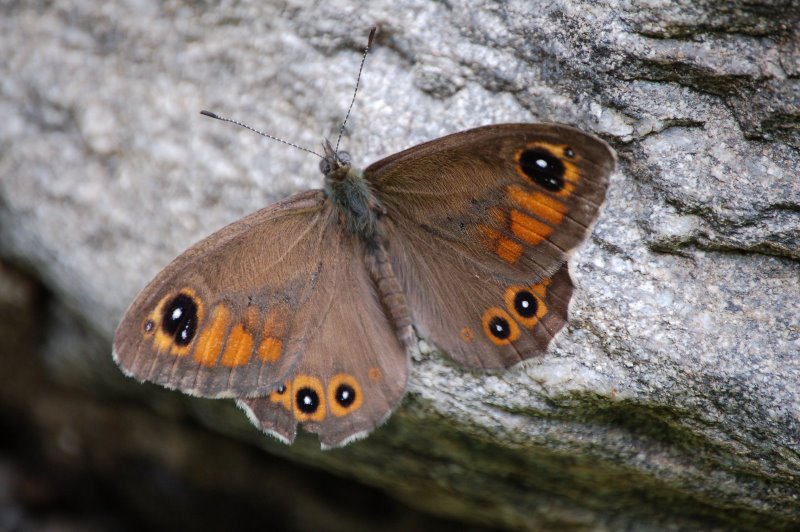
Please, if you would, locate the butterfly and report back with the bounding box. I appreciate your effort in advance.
[112,31,616,449]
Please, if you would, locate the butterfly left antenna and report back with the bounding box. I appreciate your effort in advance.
[333,26,377,154]
[199,110,323,159]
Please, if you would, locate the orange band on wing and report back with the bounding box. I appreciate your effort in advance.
[257,308,287,363]
[507,185,567,225]
[220,323,254,367]
[497,237,523,263]
[510,209,554,246]
[257,337,283,363]
[479,226,523,264]
[193,304,231,367]
[532,277,551,298]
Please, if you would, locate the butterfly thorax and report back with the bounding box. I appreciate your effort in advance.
[321,143,384,248]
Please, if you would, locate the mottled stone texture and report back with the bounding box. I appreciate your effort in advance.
[0,1,798,530]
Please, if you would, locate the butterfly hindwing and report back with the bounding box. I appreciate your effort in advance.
[238,232,410,448]
[386,216,576,368]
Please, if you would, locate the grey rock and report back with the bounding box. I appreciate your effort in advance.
[1,0,798,529]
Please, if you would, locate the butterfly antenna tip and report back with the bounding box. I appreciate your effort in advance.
[334,26,377,154]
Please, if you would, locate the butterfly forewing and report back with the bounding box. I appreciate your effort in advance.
[368,124,614,283]
[113,190,333,398]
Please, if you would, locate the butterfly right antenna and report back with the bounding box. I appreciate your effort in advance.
[333,27,377,155]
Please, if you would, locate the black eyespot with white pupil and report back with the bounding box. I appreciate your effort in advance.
[514,290,538,318]
[161,293,198,346]
[296,387,320,414]
[488,316,512,340]
[518,148,566,192]
[335,384,356,408]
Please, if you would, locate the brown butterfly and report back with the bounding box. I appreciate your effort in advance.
[113,30,616,449]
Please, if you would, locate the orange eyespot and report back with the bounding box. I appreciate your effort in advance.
[269,382,292,411]
[481,307,521,346]
[460,327,475,342]
[368,367,382,381]
[513,142,579,198]
[150,288,204,356]
[292,375,326,422]
[328,374,363,417]
[504,286,546,328]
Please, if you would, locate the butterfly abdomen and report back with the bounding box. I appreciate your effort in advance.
[366,246,415,351]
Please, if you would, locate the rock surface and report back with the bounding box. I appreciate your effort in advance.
[1,0,798,529]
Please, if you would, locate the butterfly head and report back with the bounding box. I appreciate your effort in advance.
[320,139,353,181]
